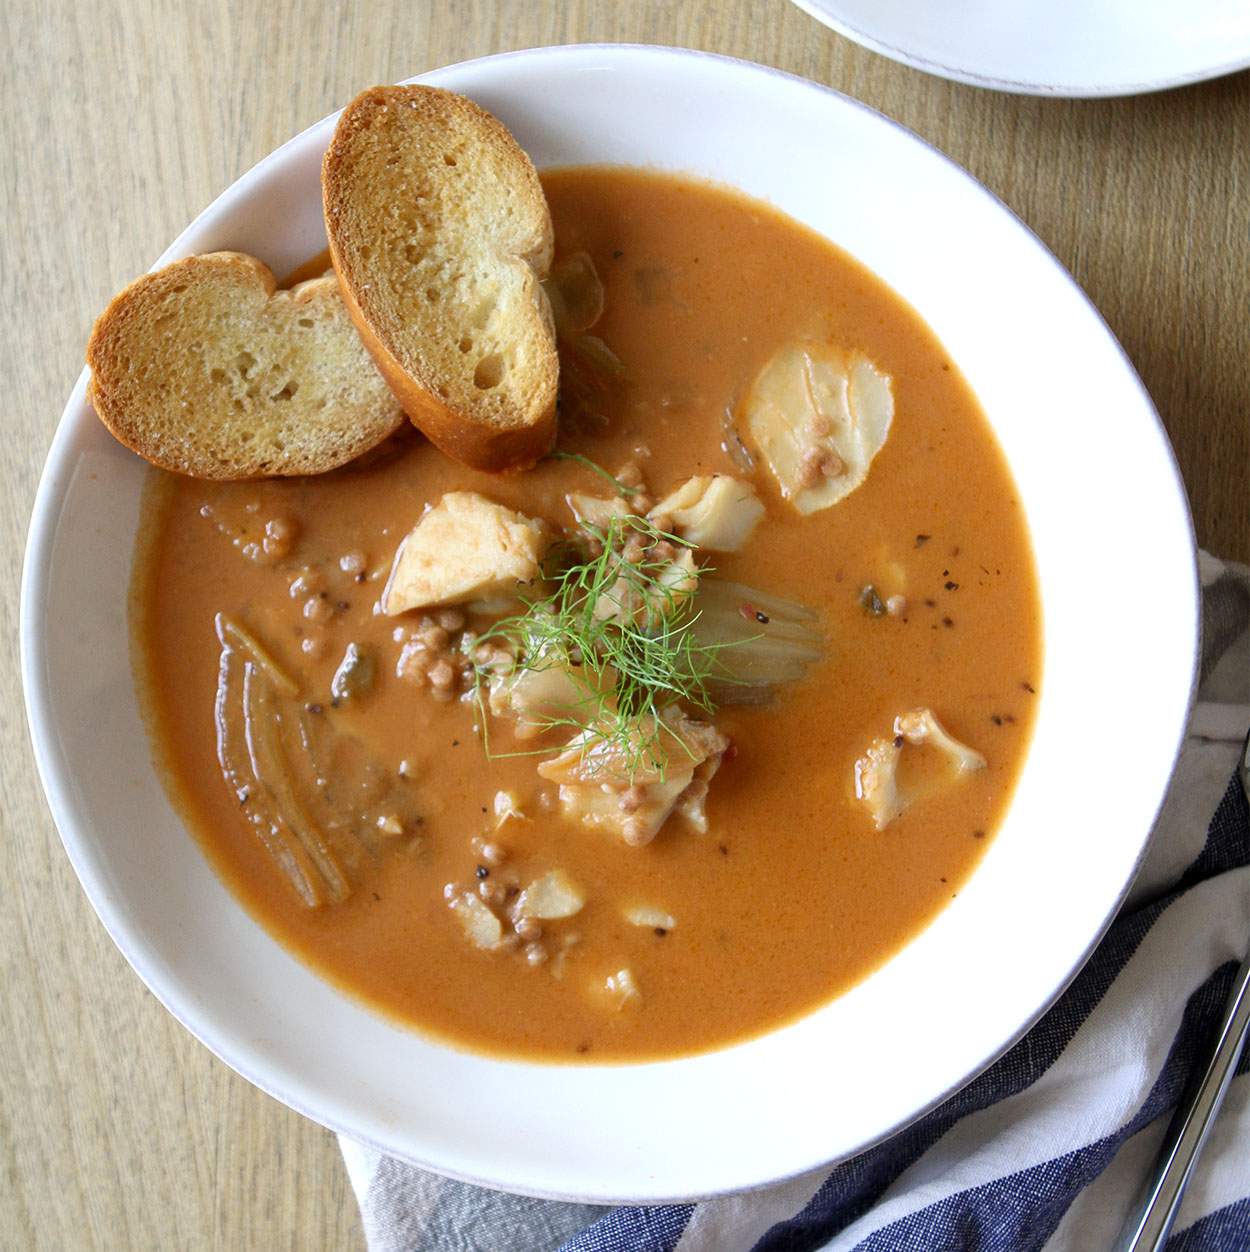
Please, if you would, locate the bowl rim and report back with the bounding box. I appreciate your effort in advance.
[20,42,1200,1203]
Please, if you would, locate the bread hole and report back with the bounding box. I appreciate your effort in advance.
[458,336,473,354]
[234,351,257,378]
[436,384,450,399]
[297,317,314,329]
[209,368,227,385]
[473,354,506,391]
[404,244,420,266]
[272,383,298,402]
[425,287,440,303]
[443,153,457,167]
[470,294,496,328]
[232,399,244,412]
[359,245,372,261]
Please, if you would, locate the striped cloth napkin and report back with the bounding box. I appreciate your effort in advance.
[340,552,1249,1252]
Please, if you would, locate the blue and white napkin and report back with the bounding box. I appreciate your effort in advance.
[340,552,1249,1252]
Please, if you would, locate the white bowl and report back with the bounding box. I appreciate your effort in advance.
[21,45,1198,1203]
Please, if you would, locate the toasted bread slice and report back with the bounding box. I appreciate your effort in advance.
[86,251,404,479]
[321,84,558,473]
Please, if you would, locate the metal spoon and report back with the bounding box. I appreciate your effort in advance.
[1113,728,1250,1251]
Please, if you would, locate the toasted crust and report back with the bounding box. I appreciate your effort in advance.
[321,84,558,473]
[86,252,405,479]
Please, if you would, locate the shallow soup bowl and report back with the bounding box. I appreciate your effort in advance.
[21,45,1198,1202]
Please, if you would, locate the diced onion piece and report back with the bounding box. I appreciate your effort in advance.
[742,341,893,514]
[493,790,524,823]
[517,869,586,920]
[599,967,642,1011]
[648,475,765,551]
[449,892,503,949]
[624,905,676,931]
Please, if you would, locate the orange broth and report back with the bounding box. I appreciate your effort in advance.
[131,168,1041,1061]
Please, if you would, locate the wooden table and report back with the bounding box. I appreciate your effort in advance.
[2,2,1245,1247]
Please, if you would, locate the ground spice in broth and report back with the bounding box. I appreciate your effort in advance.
[131,167,1041,1062]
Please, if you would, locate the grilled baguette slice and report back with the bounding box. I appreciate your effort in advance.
[321,84,558,473]
[87,251,405,479]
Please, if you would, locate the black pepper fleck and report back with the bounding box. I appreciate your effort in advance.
[945,581,959,591]
[915,534,930,547]
[719,844,729,856]
[992,715,1003,726]
[943,616,954,627]
[475,865,489,879]
[654,927,668,937]
[973,829,986,839]
[893,734,904,748]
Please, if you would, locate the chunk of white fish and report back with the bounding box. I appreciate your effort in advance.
[449,891,504,950]
[854,707,987,831]
[539,706,728,846]
[517,869,586,920]
[648,475,765,551]
[383,491,549,613]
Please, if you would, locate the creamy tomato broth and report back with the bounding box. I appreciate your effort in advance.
[131,168,1040,1061]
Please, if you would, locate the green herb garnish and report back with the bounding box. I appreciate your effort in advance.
[470,513,742,779]
[545,449,635,497]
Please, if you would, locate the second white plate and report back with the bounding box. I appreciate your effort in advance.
[791,0,1250,96]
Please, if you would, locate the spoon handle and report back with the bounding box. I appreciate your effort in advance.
[1114,946,1250,1252]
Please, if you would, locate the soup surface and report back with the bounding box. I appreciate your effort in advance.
[132,168,1041,1061]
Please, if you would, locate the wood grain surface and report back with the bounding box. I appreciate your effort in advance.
[2,1,1245,1248]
